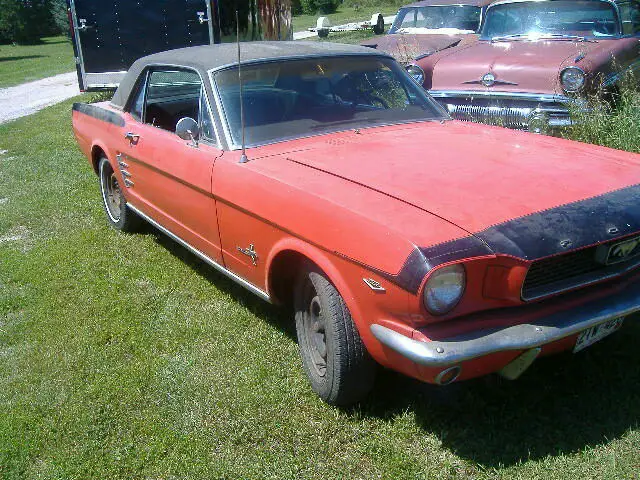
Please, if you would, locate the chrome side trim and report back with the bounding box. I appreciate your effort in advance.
[428,90,577,103]
[127,204,271,302]
[371,278,640,367]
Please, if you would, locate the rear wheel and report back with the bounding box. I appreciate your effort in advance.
[294,267,376,405]
[98,156,140,232]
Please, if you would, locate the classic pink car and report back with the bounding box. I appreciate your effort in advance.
[361,0,493,63]
[408,0,640,132]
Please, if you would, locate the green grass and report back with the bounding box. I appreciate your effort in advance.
[1,99,640,479]
[293,4,399,31]
[307,28,386,44]
[0,36,75,88]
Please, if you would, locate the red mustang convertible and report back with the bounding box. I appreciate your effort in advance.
[73,42,640,405]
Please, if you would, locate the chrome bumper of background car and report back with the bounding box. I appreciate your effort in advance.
[371,279,640,368]
[429,90,587,133]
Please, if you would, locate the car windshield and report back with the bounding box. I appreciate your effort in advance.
[480,0,621,40]
[389,6,482,34]
[212,56,447,148]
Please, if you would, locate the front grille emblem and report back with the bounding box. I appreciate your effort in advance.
[595,235,640,265]
[482,72,496,87]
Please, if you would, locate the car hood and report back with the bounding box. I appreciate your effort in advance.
[266,121,640,259]
[360,33,469,61]
[429,39,609,94]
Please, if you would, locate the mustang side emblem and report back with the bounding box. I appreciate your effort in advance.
[363,278,386,292]
[237,244,259,266]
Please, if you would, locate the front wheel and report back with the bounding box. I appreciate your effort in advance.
[294,267,376,405]
[98,156,140,232]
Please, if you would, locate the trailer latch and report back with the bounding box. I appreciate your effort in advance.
[196,12,209,24]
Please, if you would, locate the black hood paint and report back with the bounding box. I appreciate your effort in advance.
[386,183,640,294]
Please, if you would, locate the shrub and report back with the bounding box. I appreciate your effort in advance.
[300,0,341,15]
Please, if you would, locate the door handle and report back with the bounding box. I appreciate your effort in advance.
[124,132,140,142]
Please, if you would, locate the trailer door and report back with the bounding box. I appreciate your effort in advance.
[69,0,213,91]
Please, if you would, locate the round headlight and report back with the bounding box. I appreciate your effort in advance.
[423,264,466,316]
[560,67,586,93]
[406,64,425,85]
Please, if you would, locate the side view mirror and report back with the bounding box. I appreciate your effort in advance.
[176,117,200,145]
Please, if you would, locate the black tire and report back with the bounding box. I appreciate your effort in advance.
[294,267,376,405]
[98,156,140,232]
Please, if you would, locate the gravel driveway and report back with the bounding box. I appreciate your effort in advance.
[0,18,395,125]
[0,71,79,125]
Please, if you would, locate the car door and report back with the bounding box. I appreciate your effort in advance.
[117,67,224,263]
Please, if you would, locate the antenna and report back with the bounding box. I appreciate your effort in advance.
[236,10,248,164]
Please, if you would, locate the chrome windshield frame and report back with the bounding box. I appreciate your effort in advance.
[479,0,623,41]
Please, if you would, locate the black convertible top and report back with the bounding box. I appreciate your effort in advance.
[110,41,390,109]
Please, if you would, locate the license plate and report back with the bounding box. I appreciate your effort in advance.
[574,317,624,353]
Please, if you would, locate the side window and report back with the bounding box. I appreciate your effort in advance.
[620,1,640,34]
[128,72,147,122]
[144,69,202,133]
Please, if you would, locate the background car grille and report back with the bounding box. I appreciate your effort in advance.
[446,104,531,129]
[431,96,573,132]
[522,238,640,300]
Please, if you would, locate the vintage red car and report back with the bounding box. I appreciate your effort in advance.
[361,0,493,63]
[73,42,640,406]
[407,0,640,132]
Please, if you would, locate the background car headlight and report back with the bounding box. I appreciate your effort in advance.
[560,67,586,93]
[423,264,466,315]
[406,64,425,85]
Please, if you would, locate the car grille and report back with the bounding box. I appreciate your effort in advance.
[522,237,640,301]
[432,96,573,132]
[446,104,532,129]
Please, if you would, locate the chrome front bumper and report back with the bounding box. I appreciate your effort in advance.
[429,90,587,132]
[371,279,640,368]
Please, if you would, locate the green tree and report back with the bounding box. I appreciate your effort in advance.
[300,0,341,15]
[50,0,69,35]
[0,0,57,45]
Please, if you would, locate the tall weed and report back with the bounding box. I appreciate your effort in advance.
[563,79,640,154]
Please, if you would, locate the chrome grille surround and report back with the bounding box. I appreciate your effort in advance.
[522,236,640,301]
[429,90,586,132]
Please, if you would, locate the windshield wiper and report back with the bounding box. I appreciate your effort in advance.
[491,33,595,43]
[309,118,380,130]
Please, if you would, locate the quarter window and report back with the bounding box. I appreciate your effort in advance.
[129,72,147,122]
[199,90,215,141]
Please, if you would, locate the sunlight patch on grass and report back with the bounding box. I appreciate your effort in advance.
[0,36,75,88]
